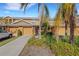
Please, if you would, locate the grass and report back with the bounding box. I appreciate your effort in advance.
[0,37,18,47]
[27,36,47,47]
[27,35,79,56]
[51,41,79,56]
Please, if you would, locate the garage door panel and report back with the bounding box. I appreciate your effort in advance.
[23,27,33,36]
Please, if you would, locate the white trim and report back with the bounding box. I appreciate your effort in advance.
[3,16,12,19]
[11,19,34,25]
[0,21,5,25]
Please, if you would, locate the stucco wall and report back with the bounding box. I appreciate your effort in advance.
[58,27,65,36]
[52,27,79,36]
[9,26,34,36]
[74,27,79,36]
[9,27,18,36]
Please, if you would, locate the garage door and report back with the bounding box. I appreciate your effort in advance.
[23,27,33,36]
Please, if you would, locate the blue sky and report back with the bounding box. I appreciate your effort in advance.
[0,3,78,19]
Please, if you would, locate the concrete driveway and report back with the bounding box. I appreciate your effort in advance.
[0,35,31,56]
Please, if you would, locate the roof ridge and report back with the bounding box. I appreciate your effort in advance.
[11,19,33,25]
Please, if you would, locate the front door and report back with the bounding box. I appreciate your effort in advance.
[17,27,23,36]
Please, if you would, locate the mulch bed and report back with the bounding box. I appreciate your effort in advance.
[19,45,53,56]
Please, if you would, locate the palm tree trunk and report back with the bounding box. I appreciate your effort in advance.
[69,15,74,45]
[55,26,59,42]
[38,11,42,39]
[38,4,44,39]
[39,24,41,39]
[65,20,68,36]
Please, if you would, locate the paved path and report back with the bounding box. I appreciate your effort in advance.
[0,35,31,56]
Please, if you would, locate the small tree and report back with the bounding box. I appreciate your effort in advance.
[41,16,49,35]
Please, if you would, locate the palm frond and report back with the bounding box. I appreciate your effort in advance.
[38,3,41,12]
[44,5,49,17]
[54,5,62,27]
[20,3,25,9]
[20,3,29,13]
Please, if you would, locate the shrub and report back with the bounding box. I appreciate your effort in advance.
[46,35,56,46]
[27,36,47,47]
[75,36,79,47]
[27,35,79,56]
[61,36,69,43]
[51,41,79,56]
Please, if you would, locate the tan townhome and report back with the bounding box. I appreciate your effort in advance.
[0,16,79,37]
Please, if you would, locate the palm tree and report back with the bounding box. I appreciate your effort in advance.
[61,4,70,36]
[54,5,62,41]
[69,4,76,44]
[20,3,49,39]
[54,3,76,44]
[61,3,76,44]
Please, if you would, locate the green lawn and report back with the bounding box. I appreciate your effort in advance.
[0,37,18,47]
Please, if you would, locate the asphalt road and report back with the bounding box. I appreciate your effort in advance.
[0,35,31,56]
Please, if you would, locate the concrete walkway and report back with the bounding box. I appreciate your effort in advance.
[0,35,31,56]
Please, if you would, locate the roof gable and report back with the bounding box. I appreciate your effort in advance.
[10,19,34,26]
[0,21,5,24]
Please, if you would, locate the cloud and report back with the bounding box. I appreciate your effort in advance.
[5,3,21,10]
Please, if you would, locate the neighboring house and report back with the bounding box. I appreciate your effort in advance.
[51,15,79,36]
[0,16,40,36]
[0,16,79,37]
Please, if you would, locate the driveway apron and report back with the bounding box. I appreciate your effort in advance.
[0,35,31,56]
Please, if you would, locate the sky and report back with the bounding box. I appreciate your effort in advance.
[0,3,78,19]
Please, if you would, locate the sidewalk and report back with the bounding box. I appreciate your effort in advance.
[0,35,31,56]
